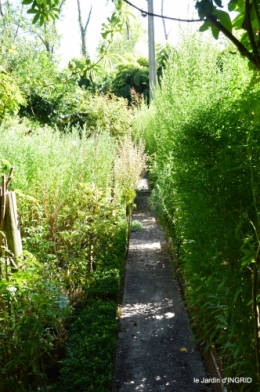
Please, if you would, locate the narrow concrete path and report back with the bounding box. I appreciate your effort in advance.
[113,178,212,392]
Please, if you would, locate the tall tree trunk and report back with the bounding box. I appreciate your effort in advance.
[161,0,168,42]
[76,0,93,57]
[126,21,130,40]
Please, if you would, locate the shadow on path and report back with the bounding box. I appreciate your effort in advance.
[113,179,212,392]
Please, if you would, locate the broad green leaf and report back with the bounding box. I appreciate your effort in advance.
[196,0,215,18]
[228,0,244,11]
[232,12,244,29]
[248,59,257,70]
[32,12,40,24]
[22,0,33,4]
[251,18,260,36]
[228,0,236,12]
[101,31,110,39]
[211,24,220,39]
[215,10,232,33]
[39,14,45,26]
[27,8,38,13]
[235,0,245,12]
[199,21,211,32]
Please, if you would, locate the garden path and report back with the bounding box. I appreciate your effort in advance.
[113,177,212,392]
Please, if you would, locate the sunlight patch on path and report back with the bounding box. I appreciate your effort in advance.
[130,242,161,250]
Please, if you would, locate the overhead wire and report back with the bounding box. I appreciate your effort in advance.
[123,0,206,23]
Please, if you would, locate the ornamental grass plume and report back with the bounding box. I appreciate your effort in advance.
[114,136,147,194]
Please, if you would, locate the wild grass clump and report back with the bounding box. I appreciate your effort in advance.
[134,30,260,389]
[0,112,146,391]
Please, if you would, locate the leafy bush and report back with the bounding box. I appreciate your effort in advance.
[0,257,70,391]
[57,300,118,392]
[156,43,177,82]
[111,63,149,103]
[54,183,125,297]
[57,223,127,392]
[0,36,66,126]
[0,67,25,120]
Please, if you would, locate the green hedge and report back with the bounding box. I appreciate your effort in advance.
[134,31,260,390]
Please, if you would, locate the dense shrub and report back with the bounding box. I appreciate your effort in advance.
[57,223,127,392]
[111,63,149,103]
[0,262,70,392]
[0,67,25,120]
[63,92,133,137]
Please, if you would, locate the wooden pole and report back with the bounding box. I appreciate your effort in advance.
[0,175,6,253]
[4,191,22,262]
[0,168,22,275]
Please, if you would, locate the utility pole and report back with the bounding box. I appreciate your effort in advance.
[147,0,156,101]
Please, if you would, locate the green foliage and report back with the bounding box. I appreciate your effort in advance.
[99,12,147,59]
[196,0,260,70]
[109,45,177,104]
[0,121,116,259]
[54,183,125,295]
[0,1,137,129]
[111,62,149,103]
[131,220,142,232]
[56,224,127,392]
[68,57,103,91]
[58,300,118,392]
[19,72,134,133]
[62,92,133,137]
[0,67,25,120]
[22,0,60,26]
[0,2,147,390]
[0,30,70,126]
[0,260,70,391]
[156,43,177,82]
[0,114,146,390]
[134,31,260,388]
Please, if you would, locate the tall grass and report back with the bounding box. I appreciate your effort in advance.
[1,117,115,193]
[0,114,146,391]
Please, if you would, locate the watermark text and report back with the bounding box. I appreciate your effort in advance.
[193,377,252,384]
